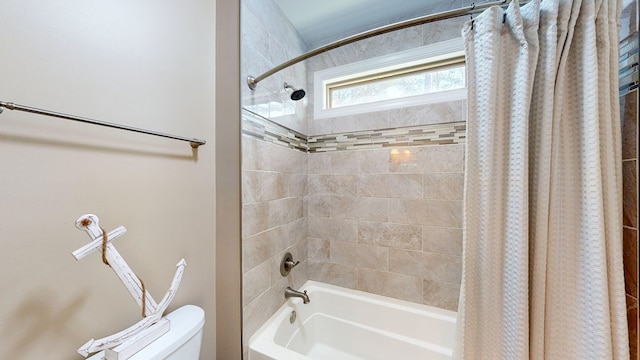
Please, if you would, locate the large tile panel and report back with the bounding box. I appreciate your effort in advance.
[358,268,423,303]
[423,279,460,311]
[627,295,638,360]
[355,243,390,271]
[388,249,462,284]
[423,226,463,256]
[308,217,358,242]
[389,198,462,227]
[621,91,638,161]
[390,144,464,173]
[624,227,639,298]
[330,196,389,221]
[307,174,358,196]
[358,221,423,250]
[308,260,358,289]
[358,173,424,198]
[624,160,638,228]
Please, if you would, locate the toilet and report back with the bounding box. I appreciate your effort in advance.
[87,305,205,360]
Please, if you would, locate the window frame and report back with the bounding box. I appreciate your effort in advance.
[313,37,466,120]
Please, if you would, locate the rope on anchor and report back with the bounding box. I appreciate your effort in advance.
[80,217,147,318]
[99,225,147,318]
[100,226,109,266]
[136,275,147,318]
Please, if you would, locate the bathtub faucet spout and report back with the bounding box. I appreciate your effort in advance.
[285,286,310,304]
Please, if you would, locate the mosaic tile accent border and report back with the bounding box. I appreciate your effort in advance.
[620,32,639,96]
[307,122,466,152]
[242,109,466,153]
[242,109,308,152]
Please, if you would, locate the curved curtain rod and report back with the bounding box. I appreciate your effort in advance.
[0,101,206,148]
[247,0,525,90]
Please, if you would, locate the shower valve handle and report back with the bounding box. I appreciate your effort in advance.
[280,252,300,276]
[285,259,300,270]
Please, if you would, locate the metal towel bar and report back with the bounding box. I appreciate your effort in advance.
[0,101,206,149]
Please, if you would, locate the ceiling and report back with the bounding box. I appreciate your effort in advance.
[273,0,445,48]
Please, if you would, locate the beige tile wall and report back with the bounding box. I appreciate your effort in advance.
[241,136,309,351]
[241,0,310,352]
[241,0,470,350]
[307,144,464,310]
[241,0,308,133]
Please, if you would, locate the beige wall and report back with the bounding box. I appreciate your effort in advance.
[0,1,217,359]
[215,0,243,358]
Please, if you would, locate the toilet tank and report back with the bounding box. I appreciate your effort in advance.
[87,305,205,360]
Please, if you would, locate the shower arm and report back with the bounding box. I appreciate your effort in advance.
[247,0,527,90]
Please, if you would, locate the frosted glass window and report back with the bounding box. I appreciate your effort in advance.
[328,61,465,109]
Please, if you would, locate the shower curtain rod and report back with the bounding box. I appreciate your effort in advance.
[0,101,206,148]
[247,0,528,90]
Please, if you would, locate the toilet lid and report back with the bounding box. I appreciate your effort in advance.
[84,305,204,360]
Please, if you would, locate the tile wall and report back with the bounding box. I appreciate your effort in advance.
[240,0,309,355]
[241,135,308,342]
[241,0,308,133]
[620,0,639,358]
[298,2,469,313]
[241,0,471,347]
[307,143,464,310]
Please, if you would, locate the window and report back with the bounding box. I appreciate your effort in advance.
[328,58,465,108]
[314,38,466,119]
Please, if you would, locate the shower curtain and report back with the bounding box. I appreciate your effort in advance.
[455,0,629,359]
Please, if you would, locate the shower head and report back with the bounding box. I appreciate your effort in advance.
[284,82,306,101]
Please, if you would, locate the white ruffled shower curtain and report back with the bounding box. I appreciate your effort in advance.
[455,0,629,359]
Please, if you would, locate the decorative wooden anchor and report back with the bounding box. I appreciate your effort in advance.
[72,214,186,359]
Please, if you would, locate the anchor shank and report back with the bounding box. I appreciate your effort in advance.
[105,243,158,315]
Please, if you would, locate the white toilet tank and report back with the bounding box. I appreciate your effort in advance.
[87,305,205,360]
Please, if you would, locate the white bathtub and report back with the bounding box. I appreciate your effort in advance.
[249,281,457,360]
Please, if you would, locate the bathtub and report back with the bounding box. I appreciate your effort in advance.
[249,281,457,360]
